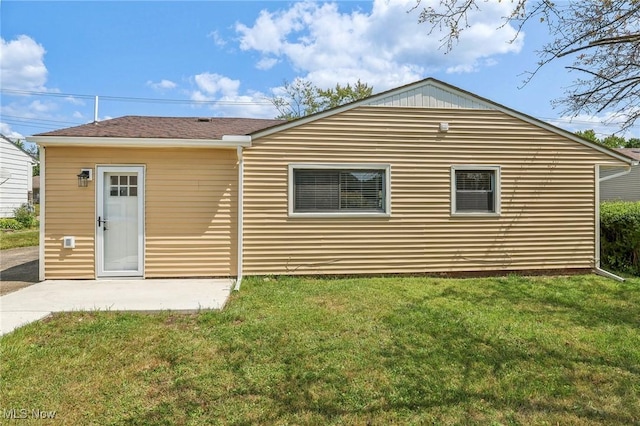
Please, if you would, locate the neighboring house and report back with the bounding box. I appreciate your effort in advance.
[32,176,40,204]
[600,148,640,201]
[0,135,36,218]
[27,78,635,282]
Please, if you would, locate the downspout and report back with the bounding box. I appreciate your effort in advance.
[594,164,629,282]
[234,146,244,291]
[38,146,45,281]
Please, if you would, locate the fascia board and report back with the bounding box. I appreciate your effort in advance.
[26,136,252,148]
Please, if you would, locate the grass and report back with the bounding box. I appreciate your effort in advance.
[1,274,639,424]
[1,204,39,250]
[0,229,39,250]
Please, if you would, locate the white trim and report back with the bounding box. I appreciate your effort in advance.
[287,163,391,218]
[96,165,145,278]
[595,267,626,282]
[235,146,244,291]
[451,165,501,217]
[594,164,628,282]
[27,136,251,149]
[595,165,601,268]
[599,166,631,183]
[594,165,626,282]
[223,135,252,144]
[38,146,45,281]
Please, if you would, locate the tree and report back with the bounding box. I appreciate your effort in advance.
[574,129,598,143]
[575,129,640,149]
[270,78,373,120]
[415,0,640,132]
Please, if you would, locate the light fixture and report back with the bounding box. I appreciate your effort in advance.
[77,169,92,187]
[439,122,449,132]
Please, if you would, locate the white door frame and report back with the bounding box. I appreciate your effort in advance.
[96,165,145,277]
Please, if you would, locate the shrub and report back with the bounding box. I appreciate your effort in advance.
[600,201,640,276]
[0,218,23,230]
[13,203,36,229]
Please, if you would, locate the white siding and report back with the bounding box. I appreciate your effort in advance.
[600,165,640,201]
[0,138,34,217]
[366,84,491,109]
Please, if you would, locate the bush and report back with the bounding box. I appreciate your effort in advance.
[13,203,36,229]
[600,201,640,276]
[0,218,23,230]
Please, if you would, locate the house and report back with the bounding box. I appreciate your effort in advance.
[27,78,636,283]
[600,148,640,202]
[32,176,41,204]
[0,135,37,218]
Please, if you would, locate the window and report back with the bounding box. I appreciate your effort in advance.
[451,166,500,215]
[109,174,138,197]
[289,164,390,216]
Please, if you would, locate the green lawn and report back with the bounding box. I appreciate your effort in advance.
[1,275,639,424]
[0,229,39,250]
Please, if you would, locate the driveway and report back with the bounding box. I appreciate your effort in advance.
[0,278,234,336]
[0,246,39,295]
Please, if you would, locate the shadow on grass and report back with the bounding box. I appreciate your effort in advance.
[437,275,640,328]
[379,290,639,423]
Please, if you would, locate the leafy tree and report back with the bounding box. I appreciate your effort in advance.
[601,135,627,149]
[415,0,640,132]
[575,129,640,149]
[271,78,373,120]
[574,129,598,143]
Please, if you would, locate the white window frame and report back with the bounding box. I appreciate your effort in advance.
[288,163,391,218]
[451,165,501,217]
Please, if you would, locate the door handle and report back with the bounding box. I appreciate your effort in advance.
[97,216,108,230]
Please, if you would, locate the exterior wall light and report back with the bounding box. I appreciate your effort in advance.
[77,169,92,187]
[439,122,449,132]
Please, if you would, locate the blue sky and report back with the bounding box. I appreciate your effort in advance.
[2,0,637,141]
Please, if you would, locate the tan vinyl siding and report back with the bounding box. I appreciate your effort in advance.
[44,147,237,279]
[242,106,626,275]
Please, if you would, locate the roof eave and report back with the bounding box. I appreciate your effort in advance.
[26,135,252,148]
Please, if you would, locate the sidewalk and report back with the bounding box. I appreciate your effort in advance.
[0,278,233,336]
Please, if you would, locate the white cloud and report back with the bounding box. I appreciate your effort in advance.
[72,111,84,119]
[146,79,177,90]
[0,35,48,91]
[235,0,523,90]
[192,72,241,98]
[0,122,25,140]
[256,57,279,71]
[208,30,227,47]
[187,72,277,118]
[28,100,58,113]
[64,96,85,106]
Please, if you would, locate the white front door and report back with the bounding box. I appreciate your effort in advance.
[96,166,144,277]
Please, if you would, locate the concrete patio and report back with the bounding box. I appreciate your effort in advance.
[0,278,234,336]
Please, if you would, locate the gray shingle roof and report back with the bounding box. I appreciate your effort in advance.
[34,116,285,139]
[615,148,640,161]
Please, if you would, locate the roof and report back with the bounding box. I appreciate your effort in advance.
[615,148,640,161]
[250,77,635,166]
[34,116,285,139]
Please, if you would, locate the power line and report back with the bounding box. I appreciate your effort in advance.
[1,114,84,126]
[0,88,273,105]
